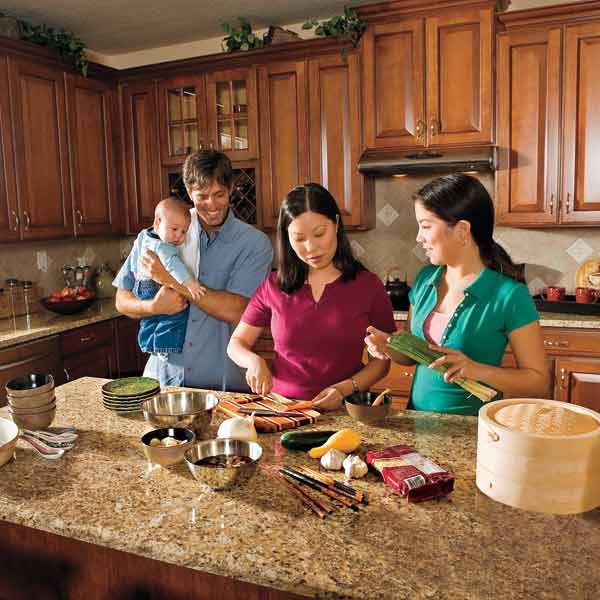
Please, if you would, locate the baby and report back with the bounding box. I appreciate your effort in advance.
[131,196,205,359]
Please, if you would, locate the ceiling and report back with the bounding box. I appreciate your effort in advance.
[0,0,578,57]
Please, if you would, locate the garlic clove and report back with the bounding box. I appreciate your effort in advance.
[320,448,346,470]
[343,454,368,479]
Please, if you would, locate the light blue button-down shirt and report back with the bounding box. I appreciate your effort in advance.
[114,210,273,391]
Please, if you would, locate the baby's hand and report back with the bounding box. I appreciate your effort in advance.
[186,280,207,302]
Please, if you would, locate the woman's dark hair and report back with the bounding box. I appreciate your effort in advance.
[276,183,365,293]
[415,174,524,281]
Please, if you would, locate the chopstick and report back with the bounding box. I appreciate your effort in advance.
[298,466,366,504]
[280,473,334,514]
[277,473,327,519]
[280,467,359,511]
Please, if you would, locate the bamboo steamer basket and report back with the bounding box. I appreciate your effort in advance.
[476,398,600,514]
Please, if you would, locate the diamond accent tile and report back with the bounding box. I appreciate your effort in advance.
[527,277,546,296]
[377,203,399,227]
[77,247,97,267]
[411,244,427,263]
[566,238,593,263]
[350,240,366,258]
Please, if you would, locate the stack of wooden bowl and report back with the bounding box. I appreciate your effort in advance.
[5,373,56,430]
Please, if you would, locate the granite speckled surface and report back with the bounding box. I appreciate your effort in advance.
[0,300,121,349]
[1,377,599,599]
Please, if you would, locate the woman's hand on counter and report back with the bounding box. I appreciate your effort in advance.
[427,343,482,383]
[312,386,344,411]
[245,356,272,396]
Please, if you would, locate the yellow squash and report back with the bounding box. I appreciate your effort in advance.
[307,429,361,459]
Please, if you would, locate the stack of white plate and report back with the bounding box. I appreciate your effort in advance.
[102,377,160,413]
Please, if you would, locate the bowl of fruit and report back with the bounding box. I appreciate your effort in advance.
[41,286,96,315]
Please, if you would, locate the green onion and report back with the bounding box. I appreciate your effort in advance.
[387,331,498,403]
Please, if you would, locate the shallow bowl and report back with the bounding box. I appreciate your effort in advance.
[141,427,196,467]
[8,405,56,430]
[0,417,19,467]
[345,391,393,424]
[142,391,218,439]
[5,373,54,398]
[8,389,55,409]
[8,399,56,415]
[40,295,95,315]
[184,438,262,491]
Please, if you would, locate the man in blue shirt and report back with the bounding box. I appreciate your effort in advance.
[113,150,273,390]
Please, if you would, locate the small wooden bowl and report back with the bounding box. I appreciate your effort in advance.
[345,391,393,424]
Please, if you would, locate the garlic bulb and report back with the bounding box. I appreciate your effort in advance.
[343,455,368,479]
[320,448,346,470]
[217,415,258,442]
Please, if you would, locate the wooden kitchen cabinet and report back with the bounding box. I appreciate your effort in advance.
[121,80,162,233]
[308,52,374,230]
[9,57,73,240]
[66,74,120,236]
[114,316,147,377]
[0,52,18,243]
[361,2,494,150]
[554,359,600,412]
[258,60,309,229]
[496,7,600,227]
[60,321,116,382]
[0,336,62,407]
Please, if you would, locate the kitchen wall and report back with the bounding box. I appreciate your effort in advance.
[347,173,600,294]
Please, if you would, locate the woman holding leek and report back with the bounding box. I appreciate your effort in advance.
[365,174,549,416]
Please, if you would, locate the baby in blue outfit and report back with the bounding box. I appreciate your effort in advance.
[133,197,205,357]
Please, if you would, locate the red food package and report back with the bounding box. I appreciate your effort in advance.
[365,445,454,502]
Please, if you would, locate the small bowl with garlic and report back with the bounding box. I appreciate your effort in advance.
[141,427,196,466]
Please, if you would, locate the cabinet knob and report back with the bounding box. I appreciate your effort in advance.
[63,367,70,382]
[549,193,554,215]
[80,335,95,343]
[23,210,31,230]
[75,208,83,227]
[415,119,425,140]
[560,367,568,389]
[566,193,571,214]
[429,116,439,137]
[11,210,19,231]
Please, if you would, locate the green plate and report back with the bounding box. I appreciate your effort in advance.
[102,377,159,397]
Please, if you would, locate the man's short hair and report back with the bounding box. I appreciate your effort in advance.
[183,150,234,191]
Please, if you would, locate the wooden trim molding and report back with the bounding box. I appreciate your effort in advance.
[498,0,600,29]
[355,0,502,22]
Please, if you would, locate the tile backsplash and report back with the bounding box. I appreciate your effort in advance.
[2,174,599,298]
[347,173,600,294]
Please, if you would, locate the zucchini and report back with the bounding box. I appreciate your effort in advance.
[280,430,337,451]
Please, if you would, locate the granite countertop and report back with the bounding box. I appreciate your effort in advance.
[1,377,598,599]
[0,299,121,349]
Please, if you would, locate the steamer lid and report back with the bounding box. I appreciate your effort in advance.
[493,402,599,435]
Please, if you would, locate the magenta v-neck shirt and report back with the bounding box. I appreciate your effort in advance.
[242,270,396,400]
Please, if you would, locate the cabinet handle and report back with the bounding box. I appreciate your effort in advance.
[75,208,83,227]
[23,210,31,230]
[415,119,425,141]
[11,210,19,231]
[549,193,554,215]
[429,116,439,137]
[80,335,95,343]
[64,367,70,382]
[566,193,571,214]
[559,367,568,390]
[544,339,569,348]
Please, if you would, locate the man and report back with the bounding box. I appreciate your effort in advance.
[113,150,273,390]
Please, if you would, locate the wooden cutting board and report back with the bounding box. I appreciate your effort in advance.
[216,393,320,432]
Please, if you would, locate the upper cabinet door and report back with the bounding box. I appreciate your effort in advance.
[495,29,562,227]
[362,19,425,149]
[9,58,73,240]
[206,67,258,161]
[561,22,600,226]
[158,74,207,164]
[121,81,161,233]
[426,7,493,146]
[309,52,372,229]
[0,54,19,242]
[66,74,120,236]
[258,61,309,229]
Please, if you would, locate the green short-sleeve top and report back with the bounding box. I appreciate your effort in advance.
[407,264,539,415]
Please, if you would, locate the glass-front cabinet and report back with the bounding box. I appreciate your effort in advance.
[158,75,207,164]
[206,67,258,161]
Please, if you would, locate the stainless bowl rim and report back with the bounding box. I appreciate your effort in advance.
[184,438,263,464]
[142,391,219,416]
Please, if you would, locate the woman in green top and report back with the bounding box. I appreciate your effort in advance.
[365,174,549,415]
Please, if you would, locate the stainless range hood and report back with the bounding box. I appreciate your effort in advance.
[358,146,495,176]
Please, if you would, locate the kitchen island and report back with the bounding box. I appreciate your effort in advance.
[1,377,599,599]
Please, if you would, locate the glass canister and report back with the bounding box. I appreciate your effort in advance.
[94,263,116,299]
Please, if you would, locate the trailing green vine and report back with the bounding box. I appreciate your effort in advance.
[221,18,263,52]
[302,7,367,57]
[16,18,88,76]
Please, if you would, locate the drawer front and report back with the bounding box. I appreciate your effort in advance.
[60,321,114,356]
[540,328,600,355]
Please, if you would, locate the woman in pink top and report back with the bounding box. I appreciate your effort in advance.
[227,183,396,411]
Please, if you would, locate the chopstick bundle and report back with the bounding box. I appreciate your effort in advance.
[297,466,366,504]
[277,473,328,519]
[387,331,498,402]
